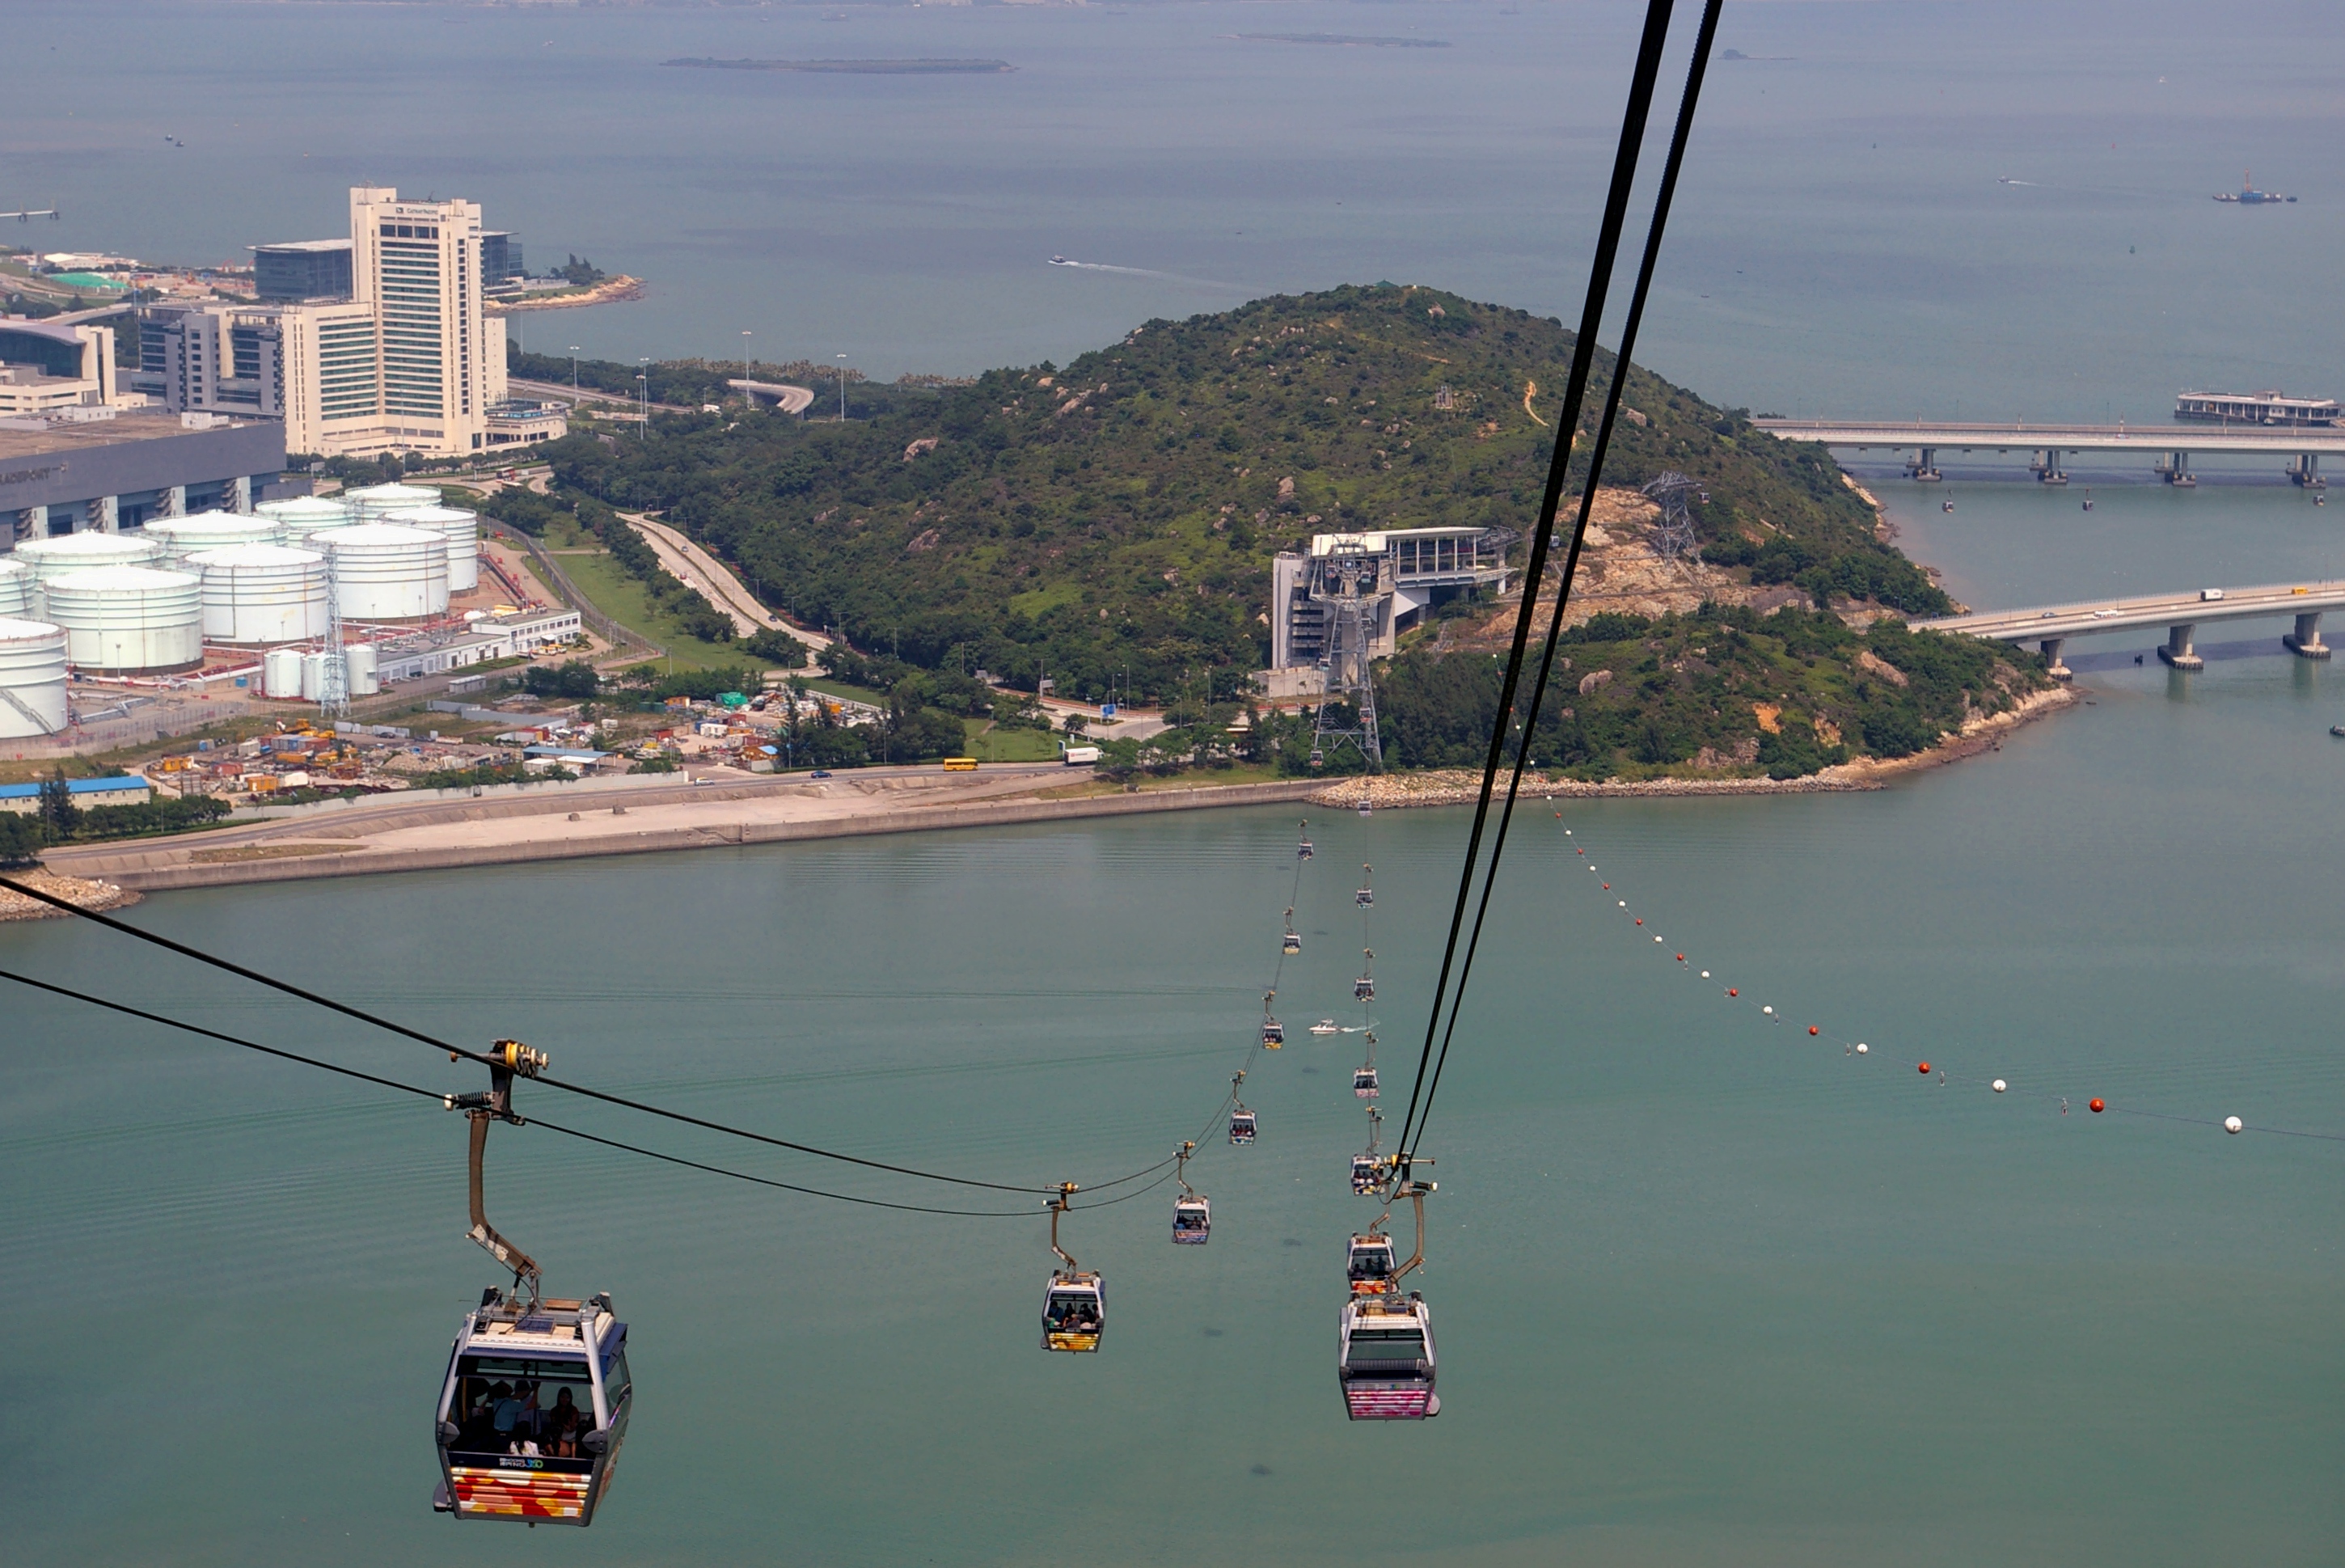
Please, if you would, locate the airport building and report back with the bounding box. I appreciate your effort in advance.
[0,408,286,540]
[0,317,126,418]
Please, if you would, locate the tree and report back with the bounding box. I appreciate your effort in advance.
[0,812,44,867]
[38,768,78,836]
[746,627,809,667]
[1060,712,1088,738]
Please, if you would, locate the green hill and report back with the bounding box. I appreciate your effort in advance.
[530,285,2047,779]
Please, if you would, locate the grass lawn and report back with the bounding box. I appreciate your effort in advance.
[961,721,1066,763]
[535,551,749,672]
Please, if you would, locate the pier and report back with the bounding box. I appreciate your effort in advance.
[1914,580,2345,676]
[1754,418,2341,488]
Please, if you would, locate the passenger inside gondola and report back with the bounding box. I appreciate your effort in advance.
[1046,1291,1101,1331]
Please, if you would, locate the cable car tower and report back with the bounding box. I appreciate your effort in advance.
[1306,538,1391,771]
[318,543,350,721]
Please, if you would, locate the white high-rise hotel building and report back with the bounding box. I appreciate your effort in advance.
[147,187,513,460]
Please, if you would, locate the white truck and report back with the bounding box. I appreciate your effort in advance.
[1063,745,1101,766]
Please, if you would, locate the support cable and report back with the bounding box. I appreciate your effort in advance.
[1401,0,1726,1157]
[1393,0,1704,1160]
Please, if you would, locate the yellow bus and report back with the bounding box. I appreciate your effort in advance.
[941,757,979,772]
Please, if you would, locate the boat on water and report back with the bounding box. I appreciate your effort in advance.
[1048,255,1074,266]
[2214,171,2295,205]
[2330,725,2345,738]
[1310,1019,1342,1035]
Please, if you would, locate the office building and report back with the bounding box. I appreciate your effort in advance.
[251,239,354,302]
[479,232,524,286]
[0,316,125,417]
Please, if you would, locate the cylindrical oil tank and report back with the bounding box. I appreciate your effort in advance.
[144,511,285,564]
[382,505,480,593]
[318,524,450,621]
[263,646,306,698]
[184,543,330,644]
[343,482,443,523]
[14,530,164,585]
[344,642,380,696]
[300,649,336,701]
[41,565,205,673]
[256,496,356,539]
[0,617,70,738]
[0,558,33,619]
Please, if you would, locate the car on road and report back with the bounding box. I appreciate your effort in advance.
[2201,588,2225,601]
[809,769,832,780]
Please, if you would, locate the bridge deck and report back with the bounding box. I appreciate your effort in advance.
[1755,419,2345,457]
[1916,581,2345,641]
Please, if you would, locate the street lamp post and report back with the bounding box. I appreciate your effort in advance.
[742,330,753,406]
[568,347,580,396]
[837,353,848,421]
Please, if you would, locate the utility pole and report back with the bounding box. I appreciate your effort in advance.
[742,330,753,405]
[568,347,580,396]
[836,353,848,421]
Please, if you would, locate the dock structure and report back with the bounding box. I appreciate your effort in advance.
[1754,419,2341,488]
[1914,581,2345,677]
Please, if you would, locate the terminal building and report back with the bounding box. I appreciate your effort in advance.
[1268,526,1515,672]
[1,407,285,539]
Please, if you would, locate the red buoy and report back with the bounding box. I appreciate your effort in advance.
[1727,988,1738,997]
[1809,1026,1820,1036]
[2089,1097,2106,1114]
[1602,884,1610,890]
[1634,918,1642,926]
[1675,953,1685,962]
[1917,1062,1931,1074]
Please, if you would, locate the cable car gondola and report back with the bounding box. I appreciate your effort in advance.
[1356,866,1374,910]
[432,1042,632,1526]
[1353,1064,1380,1098]
[1042,1185,1105,1352]
[1350,1105,1385,1192]
[1296,822,1314,860]
[1229,1071,1257,1145]
[1337,1181,1440,1419]
[1171,1142,1210,1245]
[1261,990,1285,1048]
[1282,907,1302,955]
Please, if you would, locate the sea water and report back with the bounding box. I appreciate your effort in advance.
[6,2,2345,1561]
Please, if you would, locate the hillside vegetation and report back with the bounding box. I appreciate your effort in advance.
[542,285,1946,694]
[522,285,2043,780]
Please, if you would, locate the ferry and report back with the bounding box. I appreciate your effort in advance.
[2175,389,2339,427]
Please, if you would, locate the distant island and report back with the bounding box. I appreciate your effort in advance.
[1234,33,1452,49]
[662,57,1016,75]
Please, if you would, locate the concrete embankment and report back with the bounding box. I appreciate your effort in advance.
[49,777,1326,893]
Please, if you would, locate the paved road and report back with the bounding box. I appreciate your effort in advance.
[1915,579,2345,641]
[509,376,695,415]
[727,379,816,414]
[618,511,831,652]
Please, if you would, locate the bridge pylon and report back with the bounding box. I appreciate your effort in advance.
[1904,446,1940,482]
[2030,449,2068,485]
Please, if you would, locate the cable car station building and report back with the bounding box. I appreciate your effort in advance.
[1266,526,1513,688]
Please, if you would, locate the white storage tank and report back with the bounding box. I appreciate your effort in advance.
[0,617,70,738]
[263,645,306,699]
[343,482,442,523]
[300,649,336,701]
[184,543,330,644]
[14,530,164,585]
[144,511,286,564]
[382,505,480,593]
[256,496,356,539]
[344,642,380,696]
[41,565,205,673]
[318,523,450,621]
[0,558,33,619]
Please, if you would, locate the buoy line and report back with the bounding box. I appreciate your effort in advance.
[1546,805,2342,1146]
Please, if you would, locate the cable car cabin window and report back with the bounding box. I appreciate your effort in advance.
[600,1347,632,1411]
[451,1355,595,1457]
[1343,1329,1427,1372]
[1045,1291,1102,1330]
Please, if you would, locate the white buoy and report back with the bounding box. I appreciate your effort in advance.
[1992,1079,2007,1093]
[1617,900,1626,907]
[2224,1116,2243,1135]
[1653,935,1663,943]
[1855,1043,1869,1055]
[1700,970,1710,978]
[1762,1005,1774,1015]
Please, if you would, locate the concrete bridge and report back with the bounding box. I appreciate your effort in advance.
[727,379,816,415]
[1754,418,2343,488]
[1914,580,2345,674]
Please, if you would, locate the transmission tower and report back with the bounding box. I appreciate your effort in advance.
[318,544,350,722]
[1306,540,1391,771]
[1641,471,1704,567]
